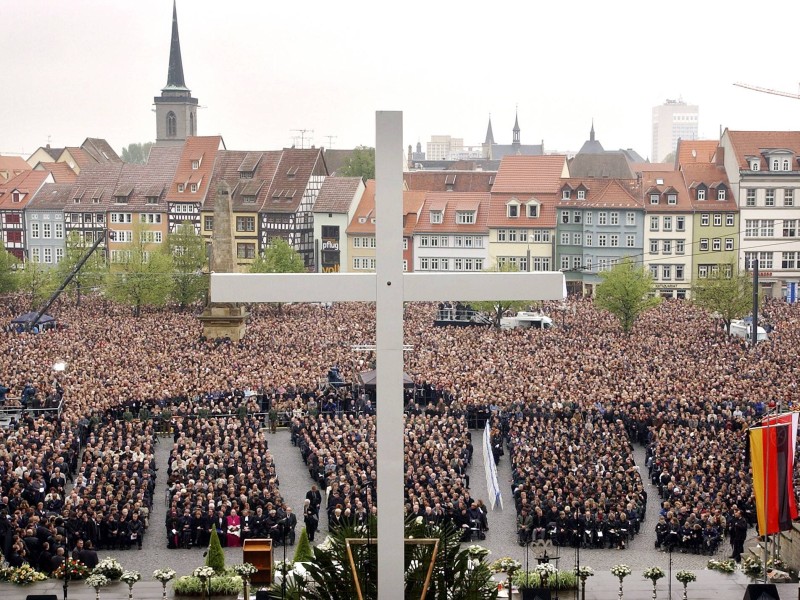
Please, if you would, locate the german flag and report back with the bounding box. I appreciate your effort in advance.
[750,412,799,536]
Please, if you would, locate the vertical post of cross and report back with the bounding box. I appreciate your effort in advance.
[375,110,404,598]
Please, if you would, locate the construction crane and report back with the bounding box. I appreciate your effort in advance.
[733,82,800,100]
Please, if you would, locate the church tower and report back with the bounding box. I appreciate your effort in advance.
[154,1,198,145]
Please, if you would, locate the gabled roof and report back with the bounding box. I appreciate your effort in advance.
[0,170,51,209]
[322,148,357,176]
[726,130,800,170]
[35,162,78,183]
[676,139,718,167]
[66,162,125,212]
[27,182,76,210]
[313,177,363,214]
[0,155,31,182]
[491,155,567,194]
[402,191,426,237]
[347,179,376,235]
[262,148,325,213]
[103,145,182,212]
[167,136,223,203]
[206,149,282,212]
[568,152,634,179]
[558,177,641,209]
[680,163,736,211]
[80,138,122,164]
[403,170,496,193]
[487,191,555,228]
[639,171,691,212]
[414,192,490,234]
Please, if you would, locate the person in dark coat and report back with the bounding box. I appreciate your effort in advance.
[303,500,319,542]
[127,512,144,550]
[730,509,748,562]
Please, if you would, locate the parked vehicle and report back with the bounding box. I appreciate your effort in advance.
[500,311,554,330]
[729,319,768,342]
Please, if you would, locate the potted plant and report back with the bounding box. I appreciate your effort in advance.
[193,566,215,600]
[120,570,141,600]
[610,564,632,600]
[643,566,665,599]
[675,570,697,600]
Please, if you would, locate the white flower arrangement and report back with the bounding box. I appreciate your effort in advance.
[643,566,666,582]
[707,559,736,574]
[675,570,697,585]
[415,516,424,525]
[316,536,334,552]
[85,573,110,589]
[575,566,594,579]
[490,557,522,574]
[93,557,123,580]
[467,544,490,558]
[232,563,258,577]
[611,564,632,580]
[153,568,177,583]
[534,563,558,577]
[121,571,141,585]
[193,566,216,580]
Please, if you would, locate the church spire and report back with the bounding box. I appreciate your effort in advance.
[512,107,520,146]
[485,114,495,145]
[166,0,187,89]
[590,119,595,142]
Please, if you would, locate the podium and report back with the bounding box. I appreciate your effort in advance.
[243,538,273,584]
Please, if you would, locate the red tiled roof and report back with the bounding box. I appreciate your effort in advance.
[109,145,182,211]
[262,148,326,213]
[726,130,800,170]
[27,182,76,210]
[38,162,77,183]
[313,177,363,214]
[206,149,282,212]
[0,155,31,181]
[680,163,737,211]
[638,171,691,212]
[676,140,719,167]
[167,136,223,203]
[402,191,426,237]
[491,155,567,194]
[414,192,490,234]
[65,163,125,213]
[488,191,558,228]
[403,170,496,193]
[0,170,50,209]
[558,177,642,210]
[347,179,376,235]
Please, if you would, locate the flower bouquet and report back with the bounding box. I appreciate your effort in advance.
[53,558,90,580]
[643,566,666,599]
[490,557,522,592]
[153,568,176,600]
[120,570,141,600]
[467,544,490,559]
[675,570,696,600]
[575,566,594,600]
[611,564,632,600]
[92,557,124,580]
[707,559,736,574]
[232,563,257,598]
[741,556,763,578]
[85,573,110,600]
[7,564,48,585]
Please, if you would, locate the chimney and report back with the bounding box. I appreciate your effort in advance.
[715,147,725,166]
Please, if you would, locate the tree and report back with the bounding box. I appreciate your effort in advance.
[120,142,154,165]
[338,146,375,180]
[103,223,174,317]
[205,528,226,574]
[595,258,661,333]
[17,260,55,310]
[0,242,20,294]
[293,528,314,564]
[692,262,755,334]
[250,238,306,274]
[470,262,531,328]
[168,221,208,309]
[55,231,106,307]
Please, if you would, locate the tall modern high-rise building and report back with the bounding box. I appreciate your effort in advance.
[651,99,698,162]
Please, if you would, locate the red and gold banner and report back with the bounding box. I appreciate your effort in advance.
[750,412,799,536]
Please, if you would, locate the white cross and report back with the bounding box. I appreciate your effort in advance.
[211,111,565,598]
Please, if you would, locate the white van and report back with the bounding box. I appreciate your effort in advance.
[500,311,554,330]
[729,319,768,342]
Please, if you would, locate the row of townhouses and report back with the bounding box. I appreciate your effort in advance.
[2,129,800,300]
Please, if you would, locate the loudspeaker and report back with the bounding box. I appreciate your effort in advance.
[743,583,780,600]
[26,595,58,600]
[521,589,551,600]
[255,591,270,600]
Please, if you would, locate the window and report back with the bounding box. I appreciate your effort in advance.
[430,211,443,224]
[236,216,255,232]
[784,220,798,237]
[650,265,658,279]
[43,248,52,263]
[190,183,198,193]
[456,211,475,224]
[561,211,570,224]
[610,212,619,225]
[585,233,592,247]
[697,189,706,201]
[204,216,213,230]
[562,190,571,199]
[140,231,163,244]
[726,213,735,227]
[236,243,256,259]
[783,252,797,269]
[626,234,635,248]
[610,234,619,247]
[626,212,635,226]
[746,189,756,206]
[507,230,517,242]
[785,189,794,207]
[177,183,185,193]
[573,210,582,224]
[750,160,760,171]
[55,223,63,238]
[573,232,582,245]
[191,160,200,170]
[662,265,672,280]
[675,216,685,232]
[698,265,708,278]
[676,240,685,254]
[43,223,52,239]
[668,194,677,205]
[598,234,607,247]
[663,216,672,231]
[772,159,780,171]
[745,252,773,269]
[519,257,528,272]
[649,216,658,231]
[166,111,177,137]
[577,190,586,200]
[532,230,550,243]
[403,238,408,250]
[507,203,519,218]
[650,240,658,254]
[497,229,506,242]
[650,193,660,205]
[598,212,607,225]
[784,159,790,171]
[766,189,776,206]
[518,230,527,243]
[713,214,722,227]
[676,265,684,280]
[701,214,709,226]
[712,238,721,251]
[717,188,726,201]
[700,238,709,251]
[561,255,570,270]
[560,232,570,245]
[531,257,550,271]
[586,212,593,225]
[527,203,539,218]
[31,222,39,239]
[662,240,672,254]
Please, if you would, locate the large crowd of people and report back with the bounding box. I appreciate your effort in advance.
[1,292,799,569]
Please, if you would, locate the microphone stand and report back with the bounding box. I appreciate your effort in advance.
[63,520,70,600]
[280,518,288,600]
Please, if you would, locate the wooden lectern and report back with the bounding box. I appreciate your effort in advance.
[243,538,273,584]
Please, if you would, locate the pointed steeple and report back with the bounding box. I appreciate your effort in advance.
[166,0,187,89]
[590,119,595,142]
[485,114,495,145]
[512,107,520,146]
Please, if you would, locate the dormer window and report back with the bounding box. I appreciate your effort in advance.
[358,217,366,224]
[527,200,540,218]
[240,170,254,179]
[114,195,128,204]
[146,196,158,205]
[177,183,185,193]
[697,188,706,201]
[667,194,677,205]
[577,190,586,200]
[430,211,443,224]
[717,188,726,201]
[562,190,571,200]
[773,159,780,171]
[456,211,475,224]
[784,159,791,171]
[243,195,256,204]
[650,193,660,205]
[191,160,200,170]
[190,183,198,193]
[507,201,519,218]
[287,167,299,180]
[750,159,760,171]
[11,191,20,203]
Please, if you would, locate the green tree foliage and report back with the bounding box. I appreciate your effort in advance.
[18,260,55,310]
[168,221,208,308]
[0,242,20,294]
[338,146,375,180]
[292,528,314,564]
[205,528,226,574]
[55,231,106,307]
[103,223,174,317]
[595,258,661,333]
[470,262,531,328]
[250,238,306,274]
[120,142,154,165]
[692,261,755,334]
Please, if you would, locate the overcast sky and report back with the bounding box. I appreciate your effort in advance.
[3,0,800,160]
